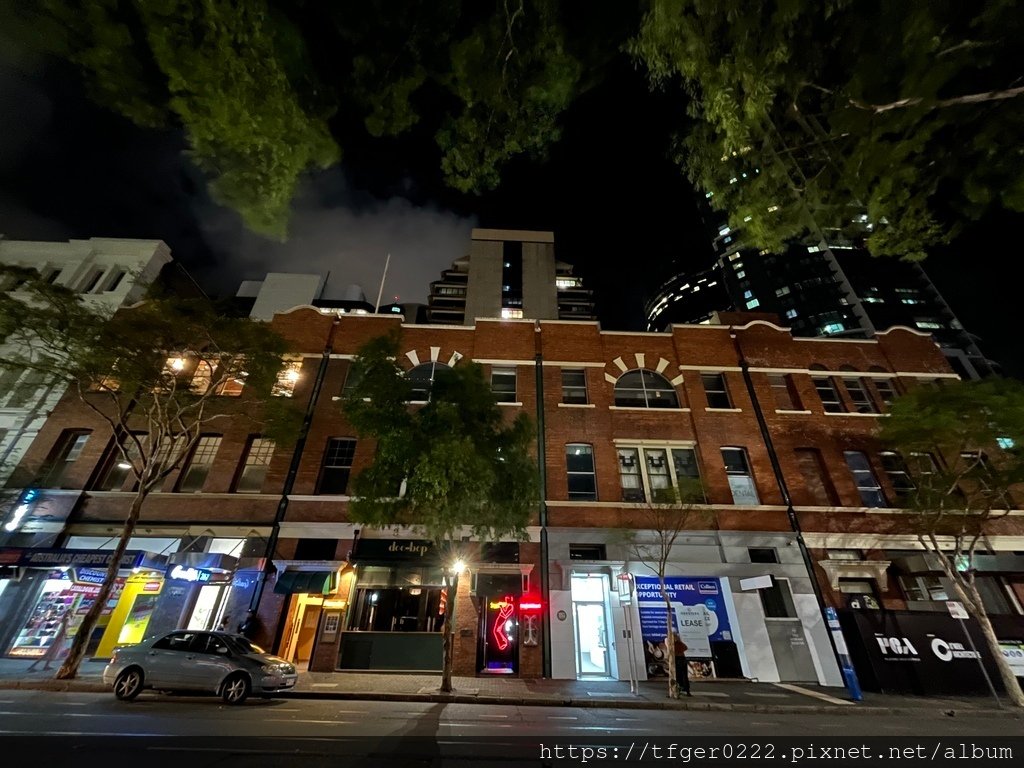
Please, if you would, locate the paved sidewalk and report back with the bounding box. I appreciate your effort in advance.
[0,658,1017,717]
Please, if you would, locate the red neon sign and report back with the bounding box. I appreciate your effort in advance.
[491,594,515,651]
[518,594,543,613]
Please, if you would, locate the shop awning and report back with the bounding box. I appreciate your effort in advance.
[274,569,335,595]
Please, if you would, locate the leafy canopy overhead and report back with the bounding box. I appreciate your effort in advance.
[343,331,536,545]
[629,0,1024,260]
[8,0,1022,256]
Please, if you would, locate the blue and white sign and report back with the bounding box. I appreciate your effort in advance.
[634,576,736,659]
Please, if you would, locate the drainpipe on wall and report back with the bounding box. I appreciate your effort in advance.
[250,317,341,614]
[534,328,551,678]
[729,329,860,700]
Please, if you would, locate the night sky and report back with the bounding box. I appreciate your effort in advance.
[0,37,1017,375]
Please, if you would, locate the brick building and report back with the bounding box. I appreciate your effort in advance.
[2,307,1022,689]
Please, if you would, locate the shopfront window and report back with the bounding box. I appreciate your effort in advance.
[349,566,447,633]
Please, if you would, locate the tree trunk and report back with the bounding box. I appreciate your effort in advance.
[660,577,677,699]
[965,582,1024,708]
[440,572,459,693]
[55,489,147,680]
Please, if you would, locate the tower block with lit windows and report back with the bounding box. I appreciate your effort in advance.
[426,229,595,324]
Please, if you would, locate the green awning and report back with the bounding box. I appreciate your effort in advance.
[273,569,334,595]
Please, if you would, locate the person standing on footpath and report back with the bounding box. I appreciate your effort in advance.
[672,631,692,697]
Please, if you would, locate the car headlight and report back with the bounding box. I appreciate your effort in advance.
[260,665,280,675]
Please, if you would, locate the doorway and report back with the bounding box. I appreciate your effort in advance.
[283,594,323,665]
[570,574,612,679]
[186,584,230,631]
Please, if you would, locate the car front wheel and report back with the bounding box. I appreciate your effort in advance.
[113,668,144,701]
[221,673,251,705]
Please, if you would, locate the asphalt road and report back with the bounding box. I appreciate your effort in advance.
[0,690,1018,767]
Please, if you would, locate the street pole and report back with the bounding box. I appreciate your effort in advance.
[731,334,861,701]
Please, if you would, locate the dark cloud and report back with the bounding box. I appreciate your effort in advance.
[192,168,476,305]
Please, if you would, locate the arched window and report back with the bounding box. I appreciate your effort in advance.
[614,370,679,408]
[408,362,450,401]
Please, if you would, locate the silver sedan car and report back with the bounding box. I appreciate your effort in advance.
[103,630,297,705]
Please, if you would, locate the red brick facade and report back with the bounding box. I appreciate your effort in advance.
[5,310,1023,680]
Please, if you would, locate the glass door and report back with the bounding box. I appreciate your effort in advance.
[571,574,611,679]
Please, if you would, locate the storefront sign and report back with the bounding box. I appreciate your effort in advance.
[167,564,213,583]
[634,576,737,677]
[1000,641,1024,677]
[71,568,108,585]
[352,538,436,562]
[4,548,146,569]
[839,610,1012,696]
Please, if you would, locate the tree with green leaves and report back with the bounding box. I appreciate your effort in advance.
[342,331,537,692]
[0,265,299,679]
[880,378,1024,707]
[630,0,1024,260]
[6,0,338,238]
[623,481,711,699]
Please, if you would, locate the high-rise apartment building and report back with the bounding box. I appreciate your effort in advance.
[426,229,595,324]
[645,209,997,379]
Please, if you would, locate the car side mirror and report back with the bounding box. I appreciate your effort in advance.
[217,646,230,655]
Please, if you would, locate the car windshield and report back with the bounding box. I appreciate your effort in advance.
[226,635,267,655]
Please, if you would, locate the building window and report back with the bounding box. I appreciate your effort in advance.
[900,575,948,602]
[842,378,878,413]
[748,547,778,564]
[759,577,797,618]
[566,444,597,501]
[768,374,800,410]
[317,438,356,495]
[812,376,845,413]
[408,362,449,402]
[80,269,104,293]
[844,451,886,507]
[189,360,214,395]
[569,544,607,560]
[561,368,588,404]
[271,357,303,397]
[721,447,760,505]
[501,308,524,319]
[614,370,679,408]
[176,436,222,493]
[617,446,702,503]
[234,437,274,493]
[879,451,915,501]
[95,433,146,491]
[872,377,897,408]
[4,369,47,409]
[794,448,838,506]
[42,431,91,487]
[701,373,732,409]
[491,366,517,403]
[104,269,126,292]
[294,538,338,561]
[213,357,247,397]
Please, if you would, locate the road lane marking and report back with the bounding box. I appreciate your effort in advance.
[771,683,852,705]
[265,718,356,725]
[476,714,509,719]
[549,716,577,720]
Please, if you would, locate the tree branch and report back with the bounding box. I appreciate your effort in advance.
[848,85,1024,114]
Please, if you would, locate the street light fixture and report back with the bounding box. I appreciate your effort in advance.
[451,559,466,575]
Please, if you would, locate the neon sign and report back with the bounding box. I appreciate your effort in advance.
[168,564,212,583]
[491,594,515,651]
